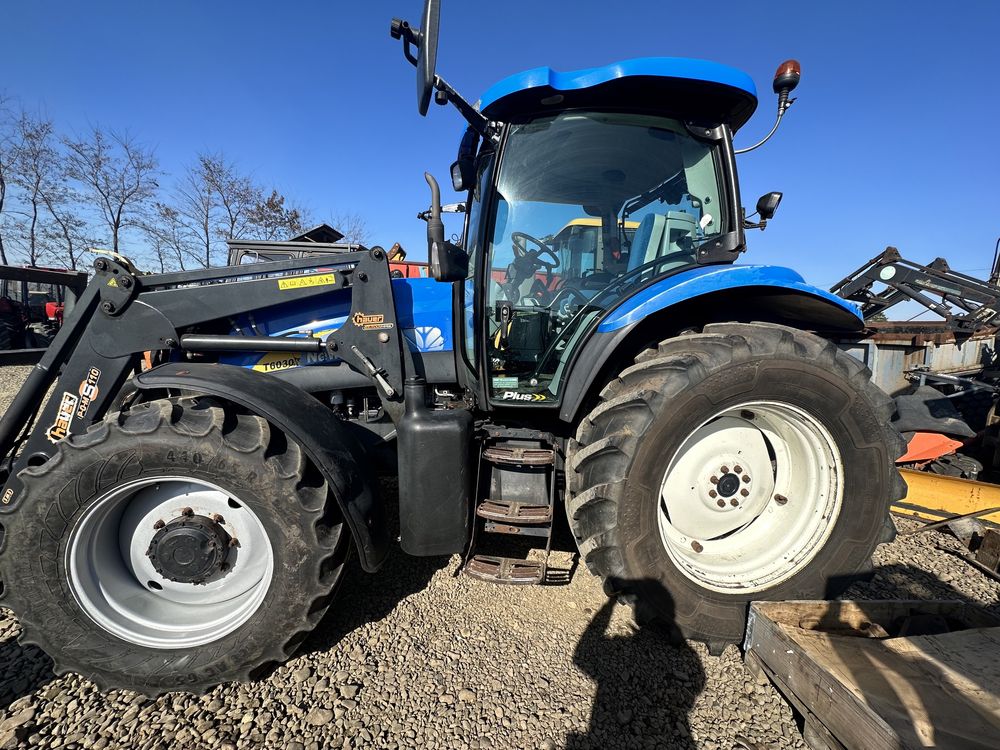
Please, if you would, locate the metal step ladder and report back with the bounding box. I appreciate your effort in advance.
[462,428,559,585]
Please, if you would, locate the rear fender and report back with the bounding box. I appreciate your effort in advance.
[134,362,388,572]
[559,265,864,424]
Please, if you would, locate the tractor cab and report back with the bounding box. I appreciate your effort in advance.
[459,68,757,403]
[392,2,802,411]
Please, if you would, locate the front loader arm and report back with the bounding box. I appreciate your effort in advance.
[0,247,405,512]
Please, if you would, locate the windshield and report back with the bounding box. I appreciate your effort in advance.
[483,111,727,404]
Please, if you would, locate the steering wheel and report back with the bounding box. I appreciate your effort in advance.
[503,231,561,303]
[512,231,560,270]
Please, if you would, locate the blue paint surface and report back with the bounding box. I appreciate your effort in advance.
[597,264,862,332]
[480,57,757,116]
[221,277,455,371]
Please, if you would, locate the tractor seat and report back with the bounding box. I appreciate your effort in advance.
[626,211,699,274]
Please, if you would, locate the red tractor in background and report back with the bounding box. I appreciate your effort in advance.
[0,265,88,357]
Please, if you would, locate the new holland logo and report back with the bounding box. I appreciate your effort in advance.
[352,312,394,331]
[404,326,445,352]
[500,391,547,402]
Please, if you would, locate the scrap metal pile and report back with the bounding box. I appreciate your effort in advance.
[834,243,1000,580]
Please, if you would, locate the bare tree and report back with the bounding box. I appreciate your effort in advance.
[9,113,59,266]
[0,97,22,265]
[40,176,90,271]
[201,153,258,241]
[172,159,218,267]
[329,210,370,246]
[63,127,159,254]
[141,203,192,272]
[247,190,307,241]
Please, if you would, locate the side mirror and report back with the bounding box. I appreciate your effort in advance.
[451,126,480,192]
[756,192,783,221]
[423,173,468,282]
[390,2,440,116]
[450,160,475,192]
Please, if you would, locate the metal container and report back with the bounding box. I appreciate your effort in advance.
[836,322,1000,395]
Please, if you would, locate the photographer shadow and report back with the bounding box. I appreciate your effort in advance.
[0,618,54,711]
[566,578,705,750]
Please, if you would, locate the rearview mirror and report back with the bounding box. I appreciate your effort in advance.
[429,239,469,282]
[450,126,480,191]
[389,0,440,116]
[423,172,468,282]
[756,192,783,221]
[416,1,440,115]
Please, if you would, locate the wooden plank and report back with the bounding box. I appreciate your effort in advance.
[746,606,903,750]
[746,601,1000,750]
[803,716,848,750]
[786,626,1000,748]
[750,599,1000,633]
[896,469,1000,527]
[749,651,846,750]
[883,628,1000,730]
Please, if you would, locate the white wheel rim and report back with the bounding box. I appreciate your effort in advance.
[658,400,843,594]
[67,477,274,649]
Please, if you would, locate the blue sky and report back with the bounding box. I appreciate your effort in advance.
[3,1,999,291]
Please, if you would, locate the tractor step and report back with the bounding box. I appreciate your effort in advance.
[464,554,546,585]
[482,445,555,466]
[461,430,563,586]
[483,521,551,537]
[476,499,552,523]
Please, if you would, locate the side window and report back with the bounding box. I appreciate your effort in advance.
[462,153,494,369]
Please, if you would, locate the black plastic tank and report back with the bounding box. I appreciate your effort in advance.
[397,377,473,555]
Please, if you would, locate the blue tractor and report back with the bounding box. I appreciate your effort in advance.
[0,1,903,694]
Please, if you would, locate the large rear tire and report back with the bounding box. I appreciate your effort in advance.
[567,322,905,649]
[0,314,21,350]
[0,397,351,695]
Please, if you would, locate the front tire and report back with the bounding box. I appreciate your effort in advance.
[0,397,351,695]
[567,322,905,648]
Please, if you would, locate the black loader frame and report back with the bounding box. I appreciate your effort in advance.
[832,246,1000,334]
[0,249,405,570]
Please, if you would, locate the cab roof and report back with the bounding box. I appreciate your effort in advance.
[479,57,758,130]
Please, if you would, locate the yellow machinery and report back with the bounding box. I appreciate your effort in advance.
[896,468,1000,527]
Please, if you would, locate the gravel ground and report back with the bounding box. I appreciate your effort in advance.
[1,365,998,750]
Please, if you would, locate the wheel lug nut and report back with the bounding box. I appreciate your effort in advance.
[716,499,726,508]
[709,490,718,498]
[152,519,165,530]
[734,465,743,474]
[212,513,225,525]
[740,488,750,497]
[721,466,729,473]
[742,475,751,483]
[774,494,788,505]
[710,476,719,484]
[180,507,194,517]
[730,498,739,507]
[691,540,703,553]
